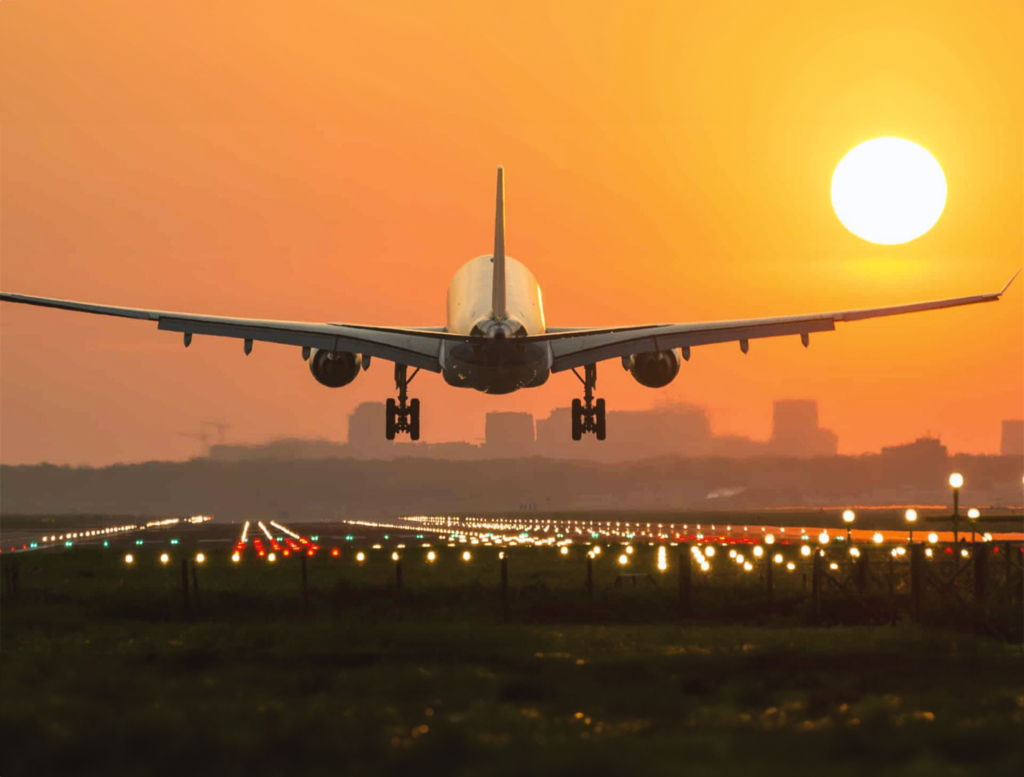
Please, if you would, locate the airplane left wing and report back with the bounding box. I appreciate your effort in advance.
[0,292,462,371]
[543,272,1019,373]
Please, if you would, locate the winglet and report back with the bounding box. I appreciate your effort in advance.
[999,269,1021,296]
[492,166,507,321]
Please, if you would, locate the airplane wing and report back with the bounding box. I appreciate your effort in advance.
[543,272,1020,373]
[0,292,464,371]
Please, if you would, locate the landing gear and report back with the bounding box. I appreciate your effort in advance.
[385,364,421,440]
[570,364,606,441]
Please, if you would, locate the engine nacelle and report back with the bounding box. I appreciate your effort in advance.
[628,348,682,388]
[309,349,362,388]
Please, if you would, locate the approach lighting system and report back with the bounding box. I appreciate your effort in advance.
[948,472,964,489]
[124,554,134,565]
[159,553,170,564]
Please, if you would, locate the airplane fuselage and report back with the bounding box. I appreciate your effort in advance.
[441,254,551,394]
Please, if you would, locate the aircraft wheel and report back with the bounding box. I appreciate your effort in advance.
[409,398,421,441]
[571,398,583,441]
[385,398,397,440]
[595,398,607,441]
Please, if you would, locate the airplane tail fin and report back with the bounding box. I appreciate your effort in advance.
[492,166,507,321]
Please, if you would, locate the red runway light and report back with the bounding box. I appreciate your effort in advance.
[331,548,340,557]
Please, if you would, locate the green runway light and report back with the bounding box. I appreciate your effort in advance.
[416,534,424,539]
[311,535,319,541]
[384,535,389,540]
[64,541,73,547]
[345,535,354,541]
[135,540,144,545]
[103,541,109,547]
[30,542,38,548]
[170,539,179,545]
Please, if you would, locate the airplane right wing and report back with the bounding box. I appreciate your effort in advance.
[542,271,1020,373]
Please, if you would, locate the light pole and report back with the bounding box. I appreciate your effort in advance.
[967,508,980,543]
[842,510,855,544]
[948,473,964,543]
[905,508,917,543]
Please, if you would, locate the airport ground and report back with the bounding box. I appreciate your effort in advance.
[1,523,1023,777]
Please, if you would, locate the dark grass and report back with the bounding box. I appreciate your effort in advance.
[2,547,1023,777]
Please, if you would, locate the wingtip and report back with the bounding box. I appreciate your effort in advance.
[1000,269,1021,296]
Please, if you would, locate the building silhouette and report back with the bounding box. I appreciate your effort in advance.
[484,412,535,456]
[769,400,838,458]
[1001,420,1023,457]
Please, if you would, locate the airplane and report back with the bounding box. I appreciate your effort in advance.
[1,167,1018,441]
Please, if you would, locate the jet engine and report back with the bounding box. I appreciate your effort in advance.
[309,349,363,388]
[628,349,682,388]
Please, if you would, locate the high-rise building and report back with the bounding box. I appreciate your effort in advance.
[769,400,838,457]
[348,402,390,452]
[1001,420,1024,457]
[484,412,535,455]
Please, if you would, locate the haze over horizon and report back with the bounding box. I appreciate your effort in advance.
[1,0,1022,467]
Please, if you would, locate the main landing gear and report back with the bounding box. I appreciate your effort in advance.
[571,363,606,441]
[386,364,421,440]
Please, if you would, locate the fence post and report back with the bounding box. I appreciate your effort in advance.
[765,551,774,606]
[395,555,402,595]
[973,544,989,605]
[500,553,509,623]
[301,553,309,615]
[586,554,593,606]
[191,560,200,610]
[856,548,869,594]
[811,549,822,617]
[678,544,692,617]
[180,559,191,618]
[909,543,923,623]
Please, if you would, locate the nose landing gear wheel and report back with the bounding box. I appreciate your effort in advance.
[570,364,606,440]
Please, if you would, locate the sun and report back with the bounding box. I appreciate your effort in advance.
[831,137,946,245]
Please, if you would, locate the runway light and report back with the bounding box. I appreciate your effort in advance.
[765,534,775,545]
[949,472,964,489]
[700,561,710,572]
[728,549,737,559]
[462,551,471,562]
[195,553,205,564]
[927,532,938,544]
[657,546,667,571]
[356,552,365,562]
[967,508,980,520]
[705,546,715,558]
[392,552,400,562]
[829,562,839,570]
[800,545,811,557]
[499,551,506,560]
[160,553,169,564]
[843,510,856,523]
[618,554,628,565]
[753,546,764,558]
[592,546,602,556]
[743,562,753,571]
[427,551,436,562]
[818,532,830,544]
[124,554,134,564]
[925,548,933,558]
[625,546,634,555]
[331,548,340,557]
[231,552,240,563]
[773,553,783,564]
[849,547,861,558]
[735,553,745,565]
[786,562,796,571]
[905,509,918,523]
[872,532,884,544]
[960,548,969,558]
[268,552,276,562]
[560,546,569,556]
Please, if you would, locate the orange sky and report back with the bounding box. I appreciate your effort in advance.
[1,0,1022,466]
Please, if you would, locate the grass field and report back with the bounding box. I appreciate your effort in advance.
[2,546,1022,776]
